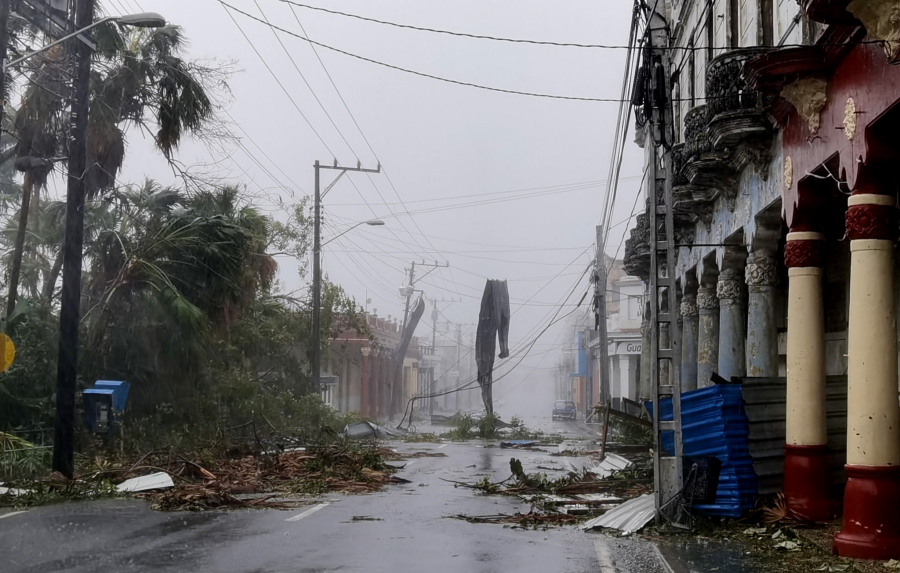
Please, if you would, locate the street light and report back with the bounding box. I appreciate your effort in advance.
[2,12,167,72]
[311,215,385,395]
[322,219,385,247]
[51,3,167,479]
[310,159,382,398]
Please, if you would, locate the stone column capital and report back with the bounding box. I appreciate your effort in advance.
[717,271,744,306]
[846,194,898,241]
[697,288,719,311]
[680,295,699,317]
[785,232,825,268]
[746,255,778,287]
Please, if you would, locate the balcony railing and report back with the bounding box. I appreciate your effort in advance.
[706,48,770,120]
[683,105,711,160]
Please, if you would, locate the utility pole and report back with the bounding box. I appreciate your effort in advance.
[400,260,449,330]
[646,1,683,522]
[53,0,94,479]
[594,224,610,407]
[312,159,381,395]
[0,1,9,129]
[1,0,16,321]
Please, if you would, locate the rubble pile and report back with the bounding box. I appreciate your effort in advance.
[451,452,652,527]
[110,444,409,511]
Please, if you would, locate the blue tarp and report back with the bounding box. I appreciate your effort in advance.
[647,384,758,517]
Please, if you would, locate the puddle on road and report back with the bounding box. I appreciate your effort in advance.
[660,538,783,573]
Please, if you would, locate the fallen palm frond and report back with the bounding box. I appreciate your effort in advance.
[448,511,579,527]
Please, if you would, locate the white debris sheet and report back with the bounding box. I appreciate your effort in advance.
[116,472,175,493]
[582,493,655,534]
[586,453,632,478]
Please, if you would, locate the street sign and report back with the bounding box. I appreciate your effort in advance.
[0,333,15,372]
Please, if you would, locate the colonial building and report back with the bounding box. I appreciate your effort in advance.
[622,0,900,559]
[606,274,643,411]
[323,312,420,420]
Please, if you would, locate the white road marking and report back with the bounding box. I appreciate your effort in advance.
[593,538,617,573]
[405,460,418,467]
[437,444,448,449]
[285,502,329,522]
[0,511,28,521]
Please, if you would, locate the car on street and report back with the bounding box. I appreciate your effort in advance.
[552,400,577,421]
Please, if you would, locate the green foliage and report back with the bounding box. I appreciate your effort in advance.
[445,413,477,440]
[0,432,50,481]
[0,300,58,430]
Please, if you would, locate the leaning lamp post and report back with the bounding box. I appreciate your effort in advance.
[49,6,167,479]
[311,217,384,395]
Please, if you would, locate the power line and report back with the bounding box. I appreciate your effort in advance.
[274,0,639,49]
[218,1,631,103]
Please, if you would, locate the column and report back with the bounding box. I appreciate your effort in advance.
[717,268,746,380]
[696,287,719,388]
[639,315,651,400]
[619,354,632,401]
[783,231,829,521]
[834,192,900,560]
[680,293,699,391]
[745,253,779,377]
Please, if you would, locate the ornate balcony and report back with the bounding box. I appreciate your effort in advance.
[623,212,650,280]
[705,48,774,150]
[683,105,711,161]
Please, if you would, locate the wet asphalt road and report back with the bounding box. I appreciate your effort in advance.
[0,418,674,573]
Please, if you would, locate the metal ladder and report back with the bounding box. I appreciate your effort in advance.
[647,21,684,523]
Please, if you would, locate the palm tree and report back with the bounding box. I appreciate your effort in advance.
[4,19,216,316]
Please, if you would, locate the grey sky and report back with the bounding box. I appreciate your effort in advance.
[112,0,644,387]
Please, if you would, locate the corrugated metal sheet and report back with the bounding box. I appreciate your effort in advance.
[582,493,656,533]
[586,453,633,478]
[741,376,848,496]
[652,384,758,517]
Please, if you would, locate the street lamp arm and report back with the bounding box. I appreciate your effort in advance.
[3,17,115,72]
[2,12,167,72]
[320,219,384,249]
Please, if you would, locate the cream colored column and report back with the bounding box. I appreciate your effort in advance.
[785,232,827,446]
[847,195,900,467]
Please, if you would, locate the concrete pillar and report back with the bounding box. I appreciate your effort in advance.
[619,354,633,401]
[745,253,779,377]
[681,294,699,391]
[834,192,900,560]
[783,231,829,521]
[717,268,746,380]
[696,287,719,388]
[639,316,651,400]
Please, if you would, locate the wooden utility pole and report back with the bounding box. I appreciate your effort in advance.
[53,0,94,478]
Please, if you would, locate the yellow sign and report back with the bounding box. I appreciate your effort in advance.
[0,334,15,373]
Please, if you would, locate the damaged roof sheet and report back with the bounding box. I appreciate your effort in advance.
[582,493,655,534]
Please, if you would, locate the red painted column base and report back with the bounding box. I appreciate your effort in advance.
[833,465,900,560]
[784,444,832,521]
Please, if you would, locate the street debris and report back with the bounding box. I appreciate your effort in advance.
[582,493,655,534]
[448,512,579,528]
[94,443,411,511]
[116,472,175,493]
[586,453,633,479]
[344,421,405,440]
[351,515,383,521]
[500,440,537,449]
